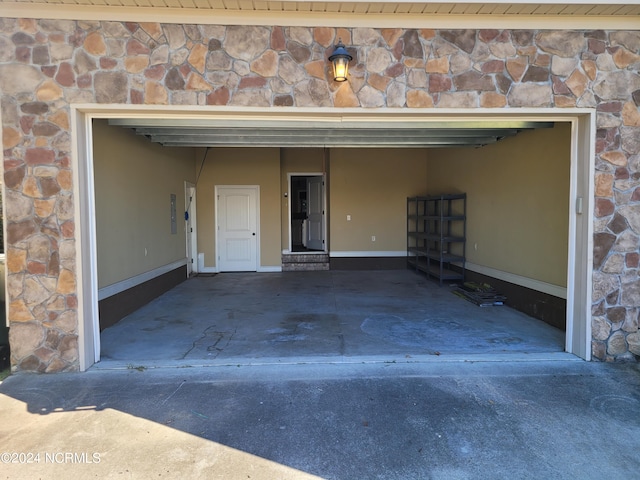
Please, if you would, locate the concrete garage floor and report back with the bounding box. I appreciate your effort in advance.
[98,270,568,368]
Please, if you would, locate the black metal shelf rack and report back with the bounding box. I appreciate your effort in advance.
[407,194,466,286]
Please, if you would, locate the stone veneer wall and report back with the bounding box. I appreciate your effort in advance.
[0,19,639,371]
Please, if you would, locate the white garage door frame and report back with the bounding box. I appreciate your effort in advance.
[71,106,595,370]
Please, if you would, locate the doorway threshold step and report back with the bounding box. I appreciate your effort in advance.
[282,253,329,271]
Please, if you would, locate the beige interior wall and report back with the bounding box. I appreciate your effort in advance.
[93,119,196,288]
[280,148,324,250]
[195,147,281,269]
[330,148,428,252]
[427,123,571,287]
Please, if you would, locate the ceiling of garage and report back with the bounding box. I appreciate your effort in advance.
[108,118,554,148]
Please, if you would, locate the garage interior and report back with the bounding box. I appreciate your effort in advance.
[92,117,572,366]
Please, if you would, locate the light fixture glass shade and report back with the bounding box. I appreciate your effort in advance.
[329,40,352,82]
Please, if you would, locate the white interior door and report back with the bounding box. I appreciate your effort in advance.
[217,186,258,272]
[306,177,324,251]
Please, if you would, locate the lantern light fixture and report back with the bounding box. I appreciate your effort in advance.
[328,39,352,82]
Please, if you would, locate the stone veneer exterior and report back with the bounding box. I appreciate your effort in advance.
[0,19,639,371]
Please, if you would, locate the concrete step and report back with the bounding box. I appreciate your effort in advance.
[282,253,329,271]
[282,254,329,264]
[282,262,330,272]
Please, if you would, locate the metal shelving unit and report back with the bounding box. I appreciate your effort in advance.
[407,194,466,286]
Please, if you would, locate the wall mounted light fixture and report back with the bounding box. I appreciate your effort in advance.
[328,39,352,82]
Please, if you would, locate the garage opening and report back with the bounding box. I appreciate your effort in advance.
[73,109,593,370]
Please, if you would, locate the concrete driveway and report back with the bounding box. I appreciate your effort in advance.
[1,360,639,479]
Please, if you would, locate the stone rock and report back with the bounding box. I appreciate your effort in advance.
[594,232,617,268]
[595,198,615,217]
[334,83,359,107]
[368,74,390,92]
[506,57,528,82]
[5,190,32,222]
[287,42,311,63]
[224,26,269,61]
[453,70,494,91]
[536,31,585,57]
[606,330,628,356]
[438,92,477,108]
[551,56,578,77]
[144,81,169,103]
[36,80,63,101]
[356,85,384,107]
[608,213,629,234]
[54,310,77,334]
[609,31,640,53]
[522,65,549,83]
[592,315,611,341]
[386,82,405,107]
[407,69,427,88]
[367,48,392,74]
[429,74,452,92]
[162,24,186,50]
[592,340,606,360]
[71,51,95,78]
[8,322,43,359]
[278,55,306,85]
[188,43,208,74]
[512,30,534,46]
[271,27,286,51]
[622,102,640,127]
[440,30,476,54]
[602,253,625,274]
[481,92,507,108]
[24,277,51,308]
[402,30,423,58]
[593,71,640,101]
[481,60,505,74]
[314,27,335,48]
[628,332,640,356]
[406,90,434,108]
[595,172,614,197]
[592,271,620,302]
[489,42,516,59]
[600,151,627,167]
[251,50,278,77]
[426,57,449,74]
[292,78,331,107]
[229,89,270,107]
[150,44,169,66]
[381,29,402,48]
[618,205,640,235]
[450,53,472,75]
[233,60,251,76]
[621,127,640,155]
[84,31,106,56]
[94,72,128,103]
[304,60,327,80]
[495,74,512,95]
[186,73,210,91]
[0,64,42,95]
[613,47,640,69]
[289,27,312,46]
[273,95,294,107]
[206,50,232,71]
[507,84,552,107]
[352,28,379,46]
[59,334,78,363]
[607,306,627,324]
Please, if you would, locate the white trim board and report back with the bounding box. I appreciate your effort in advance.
[72,105,594,369]
[465,262,567,299]
[330,251,407,258]
[97,259,187,301]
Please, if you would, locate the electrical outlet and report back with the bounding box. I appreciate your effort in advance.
[371,235,376,242]
[347,215,351,221]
